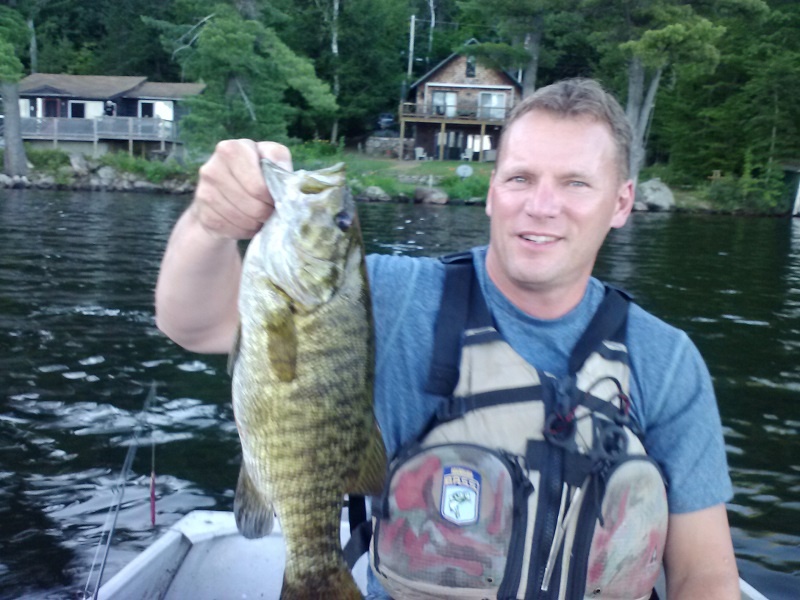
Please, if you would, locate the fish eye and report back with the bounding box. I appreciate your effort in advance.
[334,210,353,232]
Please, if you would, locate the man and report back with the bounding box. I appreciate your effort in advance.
[155,78,739,598]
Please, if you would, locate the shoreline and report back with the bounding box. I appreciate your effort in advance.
[1,171,796,218]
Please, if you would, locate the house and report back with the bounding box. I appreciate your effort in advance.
[16,73,205,156]
[399,40,523,162]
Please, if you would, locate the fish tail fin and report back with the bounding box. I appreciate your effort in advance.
[280,567,362,600]
[234,463,274,538]
[349,424,387,495]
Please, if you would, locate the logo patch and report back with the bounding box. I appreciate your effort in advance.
[440,466,481,525]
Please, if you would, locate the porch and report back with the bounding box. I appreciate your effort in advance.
[398,101,504,162]
[20,116,178,155]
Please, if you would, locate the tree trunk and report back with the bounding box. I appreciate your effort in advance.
[2,81,28,177]
[329,0,340,143]
[427,0,436,57]
[28,19,37,73]
[520,13,544,97]
[625,57,662,182]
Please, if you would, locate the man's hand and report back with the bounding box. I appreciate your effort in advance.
[155,139,293,353]
[664,504,740,599]
[191,139,292,240]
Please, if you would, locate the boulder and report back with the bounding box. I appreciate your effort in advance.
[69,154,89,177]
[636,178,675,211]
[361,185,392,202]
[415,186,449,205]
[0,174,12,188]
[95,166,117,188]
[133,180,160,192]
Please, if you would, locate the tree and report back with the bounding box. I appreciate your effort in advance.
[654,0,799,206]
[150,4,337,150]
[457,0,575,95]
[278,0,409,139]
[0,6,29,177]
[582,1,744,180]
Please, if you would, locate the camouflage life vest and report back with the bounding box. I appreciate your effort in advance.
[369,253,668,600]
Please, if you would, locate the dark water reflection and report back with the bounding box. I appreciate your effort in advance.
[0,190,798,599]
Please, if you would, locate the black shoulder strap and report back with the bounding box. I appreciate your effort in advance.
[343,515,372,569]
[424,252,474,396]
[567,286,632,375]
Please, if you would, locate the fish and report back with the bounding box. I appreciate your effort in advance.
[230,158,386,599]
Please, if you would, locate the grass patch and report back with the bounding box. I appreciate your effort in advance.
[25,146,71,173]
[99,152,192,184]
[439,173,490,203]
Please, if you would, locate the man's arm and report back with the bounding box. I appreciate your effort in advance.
[663,504,740,599]
[154,140,292,353]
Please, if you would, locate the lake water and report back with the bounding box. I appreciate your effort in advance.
[0,189,798,599]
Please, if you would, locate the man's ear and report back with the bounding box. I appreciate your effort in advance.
[485,170,497,218]
[611,179,635,229]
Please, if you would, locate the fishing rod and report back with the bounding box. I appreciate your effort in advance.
[83,382,157,600]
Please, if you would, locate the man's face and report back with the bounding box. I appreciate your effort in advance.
[485,110,633,313]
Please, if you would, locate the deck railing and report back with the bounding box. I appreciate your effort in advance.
[20,116,177,143]
[400,102,510,122]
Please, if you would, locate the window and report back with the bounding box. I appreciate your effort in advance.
[466,55,476,78]
[478,92,506,120]
[139,102,154,118]
[69,102,85,118]
[44,99,59,117]
[432,91,457,117]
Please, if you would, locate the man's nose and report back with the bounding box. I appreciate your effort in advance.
[524,181,561,217]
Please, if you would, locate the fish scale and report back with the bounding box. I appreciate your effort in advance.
[231,159,386,599]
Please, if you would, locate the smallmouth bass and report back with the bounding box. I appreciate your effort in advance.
[230,159,386,598]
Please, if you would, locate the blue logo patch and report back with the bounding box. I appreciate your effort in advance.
[441,466,481,526]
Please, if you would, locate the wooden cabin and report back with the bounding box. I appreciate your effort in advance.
[399,40,523,162]
[17,74,205,156]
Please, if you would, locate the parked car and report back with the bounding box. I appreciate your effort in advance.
[376,112,396,130]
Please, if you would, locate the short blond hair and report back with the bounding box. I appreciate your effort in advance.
[499,78,635,181]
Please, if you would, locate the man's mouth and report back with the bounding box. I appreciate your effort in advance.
[521,234,558,244]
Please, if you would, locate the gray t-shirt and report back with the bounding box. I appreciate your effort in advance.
[365,246,732,595]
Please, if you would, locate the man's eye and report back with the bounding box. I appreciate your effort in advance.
[568,180,587,187]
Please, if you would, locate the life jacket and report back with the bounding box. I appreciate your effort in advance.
[368,253,668,600]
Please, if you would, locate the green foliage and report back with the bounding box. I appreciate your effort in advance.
[0,6,28,81]
[439,173,490,202]
[99,152,190,184]
[0,0,794,213]
[702,161,786,213]
[289,139,342,170]
[654,0,799,200]
[25,147,71,172]
[152,5,337,151]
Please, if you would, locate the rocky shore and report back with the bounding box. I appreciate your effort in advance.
[0,157,678,211]
[0,154,195,194]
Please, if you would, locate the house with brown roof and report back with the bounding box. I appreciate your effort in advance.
[399,40,523,162]
[17,74,205,156]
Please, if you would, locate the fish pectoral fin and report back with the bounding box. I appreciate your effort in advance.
[265,300,297,382]
[234,463,275,539]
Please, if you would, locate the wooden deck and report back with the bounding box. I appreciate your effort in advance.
[20,116,177,151]
[400,101,508,126]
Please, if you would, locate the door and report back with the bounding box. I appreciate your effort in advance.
[478,93,506,120]
[432,91,457,117]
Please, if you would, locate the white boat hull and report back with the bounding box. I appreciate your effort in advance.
[99,510,766,599]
